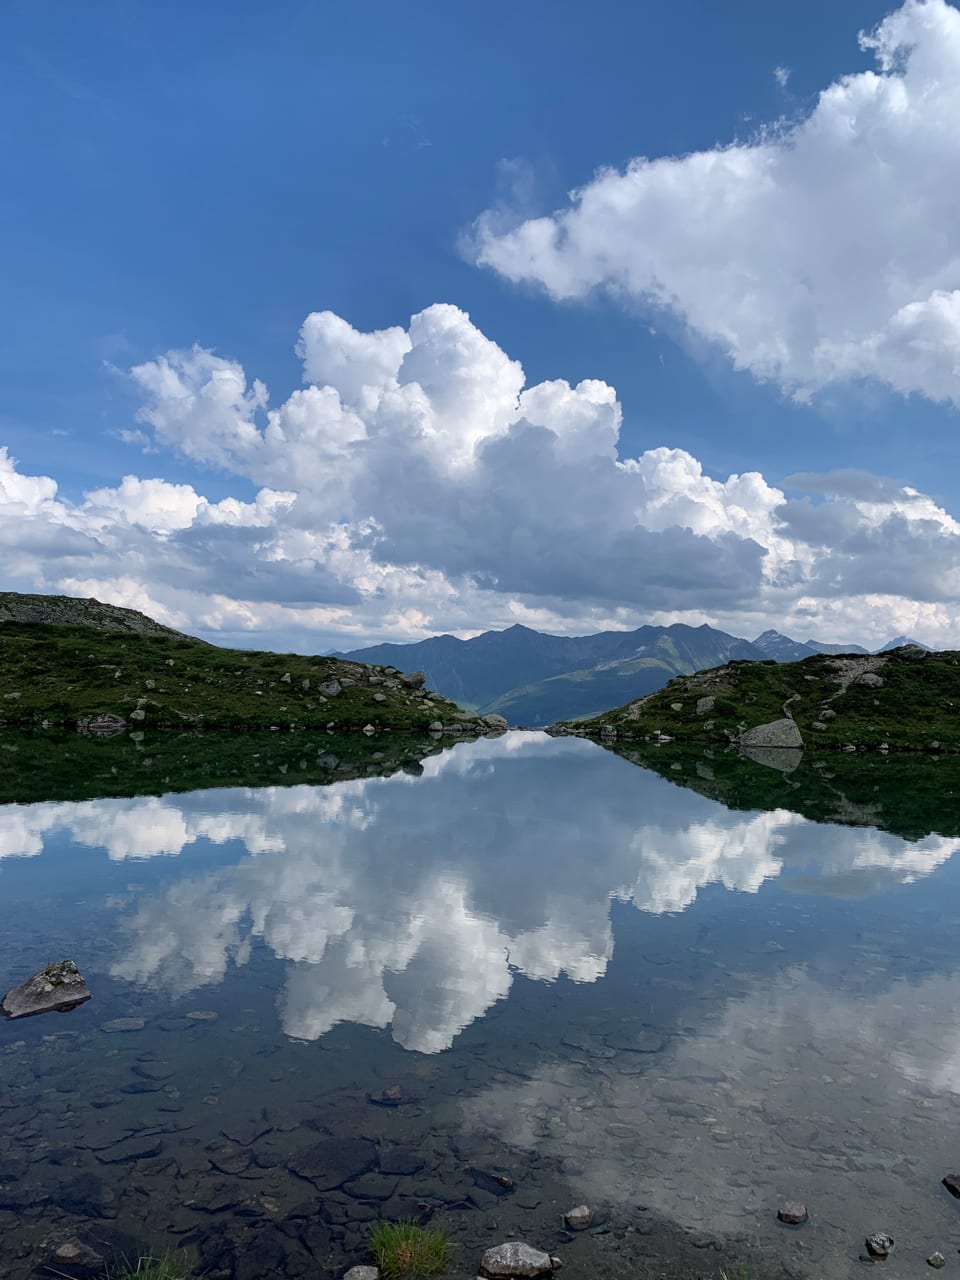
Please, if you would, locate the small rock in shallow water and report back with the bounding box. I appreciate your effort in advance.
[942,1174,960,1200]
[99,1017,144,1033]
[563,1205,592,1230]
[481,1242,554,1278]
[866,1233,895,1260]
[2,960,91,1020]
[777,1201,809,1225]
[186,1009,219,1022]
[928,1253,946,1269]
[47,1238,106,1276]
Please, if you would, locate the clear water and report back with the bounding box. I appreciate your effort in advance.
[2,732,960,1279]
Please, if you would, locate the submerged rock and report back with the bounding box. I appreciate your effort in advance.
[777,1201,808,1225]
[481,1242,555,1278]
[563,1205,592,1230]
[2,960,91,1020]
[46,1238,106,1277]
[865,1232,895,1260]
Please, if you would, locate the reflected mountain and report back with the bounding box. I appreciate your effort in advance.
[2,733,958,1055]
[611,739,960,840]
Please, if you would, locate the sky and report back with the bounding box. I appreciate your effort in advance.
[3,0,960,651]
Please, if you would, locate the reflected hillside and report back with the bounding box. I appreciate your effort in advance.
[610,740,960,841]
[0,730,459,804]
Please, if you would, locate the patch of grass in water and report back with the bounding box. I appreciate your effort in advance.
[369,1219,451,1279]
[105,1253,189,1280]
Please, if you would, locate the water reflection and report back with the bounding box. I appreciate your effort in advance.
[2,733,958,1055]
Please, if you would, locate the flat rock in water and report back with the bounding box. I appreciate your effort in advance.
[288,1138,377,1190]
[564,1205,592,1230]
[100,1018,144,1033]
[368,1085,419,1107]
[2,960,91,1020]
[47,1238,106,1277]
[777,1201,808,1225]
[481,1242,554,1278]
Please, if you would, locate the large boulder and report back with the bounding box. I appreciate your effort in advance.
[738,718,804,750]
[2,960,91,1020]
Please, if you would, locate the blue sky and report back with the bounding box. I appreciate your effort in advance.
[3,0,960,650]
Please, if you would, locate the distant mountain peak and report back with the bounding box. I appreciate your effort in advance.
[879,635,931,652]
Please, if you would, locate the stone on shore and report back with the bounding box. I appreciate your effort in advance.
[928,1253,946,1269]
[2,960,91,1020]
[481,1242,555,1278]
[739,718,804,750]
[942,1173,960,1199]
[865,1232,895,1260]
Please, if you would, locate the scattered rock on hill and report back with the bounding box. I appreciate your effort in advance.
[738,718,804,750]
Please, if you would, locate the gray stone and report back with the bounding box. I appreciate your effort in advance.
[482,714,509,732]
[563,1205,592,1230]
[47,1238,106,1277]
[481,1242,554,1278]
[399,671,426,689]
[777,1201,808,1225]
[855,672,885,688]
[318,679,342,697]
[928,1253,946,1269]
[362,724,377,736]
[941,1173,960,1199]
[2,960,91,1020]
[344,1269,379,1280]
[741,745,803,773]
[288,1137,377,1190]
[373,692,386,702]
[865,1233,895,1260]
[696,696,715,715]
[428,721,443,733]
[100,1017,144,1033]
[738,718,804,750]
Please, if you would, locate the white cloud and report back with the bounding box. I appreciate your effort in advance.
[472,0,960,407]
[773,65,791,88]
[5,299,960,648]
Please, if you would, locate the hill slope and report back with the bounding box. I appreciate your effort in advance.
[0,591,199,640]
[560,647,960,751]
[0,617,501,736]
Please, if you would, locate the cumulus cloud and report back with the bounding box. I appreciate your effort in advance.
[472,0,960,407]
[5,297,960,648]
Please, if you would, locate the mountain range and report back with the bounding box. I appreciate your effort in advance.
[339,625,931,725]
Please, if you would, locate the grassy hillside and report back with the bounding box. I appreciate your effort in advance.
[560,647,960,751]
[0,621,502,736]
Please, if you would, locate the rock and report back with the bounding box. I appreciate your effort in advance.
[428,721,443,733]
[368,1085,418,1107]
[95,1135,164,1165]
[928,1253,946,1269]
[599,725,617,740]
[696,696,715,715]
[362,724,376,736]
[482,714,509,732]
[670,702,683,712]
[399,671,426,689]
[777,1201,808,1225]
[2,960,91,1020]
[185,1009,218,1021]
[865,1232,895,1260]
[942,1173,960,1200]
[855,672,885,688]
[471,1168,514,1196]
[811,721,828,731]
[344,1269,379,1280]
[480,1242,554,1278]
[373,692,386,702]
[133,1060,174,1080]
[563,1205,592,1230]
[318,679,342,697]
[741,745,803,773]
[739,718,804,750]
[99,1017,144,1032]
[47,1238,106,1277]
[280,672,291,683]
[288,1137,377,1190]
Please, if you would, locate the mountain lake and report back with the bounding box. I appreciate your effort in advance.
[1,731,959,1280]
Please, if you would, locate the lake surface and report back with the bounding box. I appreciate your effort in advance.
[2,731,960,1280]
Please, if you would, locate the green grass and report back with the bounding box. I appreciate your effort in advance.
[105,1254,188,1280]
[368,1219,451,1280]
[0,620,479,734]
[566,648,960,751]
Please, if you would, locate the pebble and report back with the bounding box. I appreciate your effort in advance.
[865,1233,895,1260]
[777,1201,809,1225]
[563,1205,592,1230]
[928,1254,946,1269]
